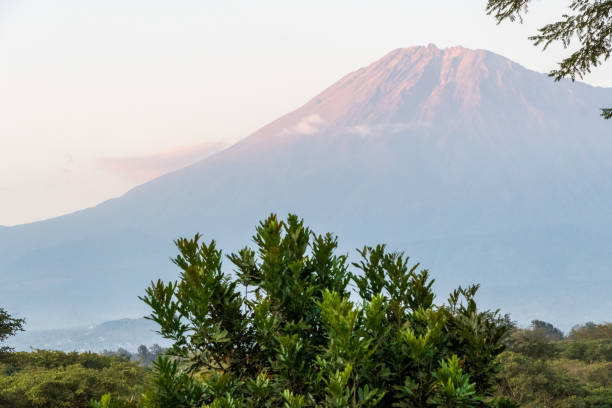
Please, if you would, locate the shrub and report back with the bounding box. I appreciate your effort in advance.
[98,214,514,407]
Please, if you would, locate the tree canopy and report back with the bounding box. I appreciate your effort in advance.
[0,350,148,408]
[133,213,515,407]
[0,307,25,355]
[486,0,612,118]
[496,321,612,406]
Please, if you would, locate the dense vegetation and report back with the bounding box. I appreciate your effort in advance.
[0,307,24,355]
[3,322,610,408]
[0,350,149,408]
[101,344,168,368]
[3,214,611,407]
[125,214,515,407]
[495,321,612,407]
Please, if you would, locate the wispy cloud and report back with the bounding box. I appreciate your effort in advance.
[345,123,428,139]
[347,125,372,138]
[98,141,227,184]
[280,114,326,137]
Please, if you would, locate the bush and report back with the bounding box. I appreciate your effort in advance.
[124,214,512,407]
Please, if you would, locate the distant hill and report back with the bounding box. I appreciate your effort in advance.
[1,44,611,331]
[7,318,169,352]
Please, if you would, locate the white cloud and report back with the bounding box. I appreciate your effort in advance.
[281,114,326,137]
[345,123,427,139]
[347,125,372,138]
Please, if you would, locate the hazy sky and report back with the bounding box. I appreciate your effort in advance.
[1,0,611,226]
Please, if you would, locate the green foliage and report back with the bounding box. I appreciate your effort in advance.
[112,213,512,407]
[486,0,612,118]
[505,325,560,360]
[0,350,148,408]
[495,321,612,407]
[101,345,167,368]
[531,320,564,341]
[90,393,139,408]
[0,307,25,355]
[569,322,612,341]
[428,355,478,407]
[140,356,205,408]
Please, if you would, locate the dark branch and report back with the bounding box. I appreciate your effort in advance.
[486,0,531,23]
[487,0,612,119]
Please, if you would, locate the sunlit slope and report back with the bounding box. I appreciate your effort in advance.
[1,45,611,330]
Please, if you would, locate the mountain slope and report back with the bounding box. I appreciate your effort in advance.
[1,45,611,331]
[7,318,169,352]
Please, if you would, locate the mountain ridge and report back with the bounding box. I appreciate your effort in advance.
[1,45,611,331]
[7,318,169,352]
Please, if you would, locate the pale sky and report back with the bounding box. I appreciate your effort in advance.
[1,0,611,226]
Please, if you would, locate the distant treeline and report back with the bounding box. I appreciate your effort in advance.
[0,345,165,408]
[100,344,167,367]
[495,321,612,407]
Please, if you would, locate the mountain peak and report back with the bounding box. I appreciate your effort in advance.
[245,44,605,144]
[2,45,612,330]
[373,44,490,69]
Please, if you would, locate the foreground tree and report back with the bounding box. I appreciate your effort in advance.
[0,307,24,355]
[486,0,612,119]
[105,214,515,407]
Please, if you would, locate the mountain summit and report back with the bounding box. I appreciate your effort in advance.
[1,46,611,331]
[245,44,606,145]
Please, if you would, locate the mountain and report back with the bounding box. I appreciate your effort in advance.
[7,318,169,352]
[1,44,611,332]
